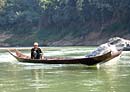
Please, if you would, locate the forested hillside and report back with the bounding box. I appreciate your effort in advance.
[0,0,130,46]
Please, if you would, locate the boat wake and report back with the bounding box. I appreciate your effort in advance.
[0,52,16,63]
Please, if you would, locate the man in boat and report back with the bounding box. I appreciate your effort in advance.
[31,42,43,59]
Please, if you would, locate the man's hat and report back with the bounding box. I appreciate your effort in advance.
[34,42,38,46]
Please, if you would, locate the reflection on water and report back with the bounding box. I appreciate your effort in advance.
[0,47,130,92]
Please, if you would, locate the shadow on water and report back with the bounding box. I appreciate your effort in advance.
[28,65,99,92]
[49,65,98,70]
[26,64,121,92]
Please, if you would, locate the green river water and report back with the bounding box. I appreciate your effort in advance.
[0,47,130,92]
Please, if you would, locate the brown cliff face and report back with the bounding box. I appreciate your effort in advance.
[1,28,130,47]
[0,33,12,47]
[46,31,130,46]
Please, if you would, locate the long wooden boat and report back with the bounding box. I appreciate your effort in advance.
[8,49,121,66]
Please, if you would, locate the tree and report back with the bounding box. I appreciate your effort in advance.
[81,0,91,22]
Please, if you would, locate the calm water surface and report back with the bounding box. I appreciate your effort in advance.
[0,46,130,92]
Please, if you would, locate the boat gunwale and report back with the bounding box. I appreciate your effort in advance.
[8,49,112,61]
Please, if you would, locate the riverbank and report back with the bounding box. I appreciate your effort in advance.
[1,30,130,47]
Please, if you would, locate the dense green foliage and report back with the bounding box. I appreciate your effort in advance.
[0,0,130,46]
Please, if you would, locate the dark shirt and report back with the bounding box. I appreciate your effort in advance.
[31,48,42,59]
